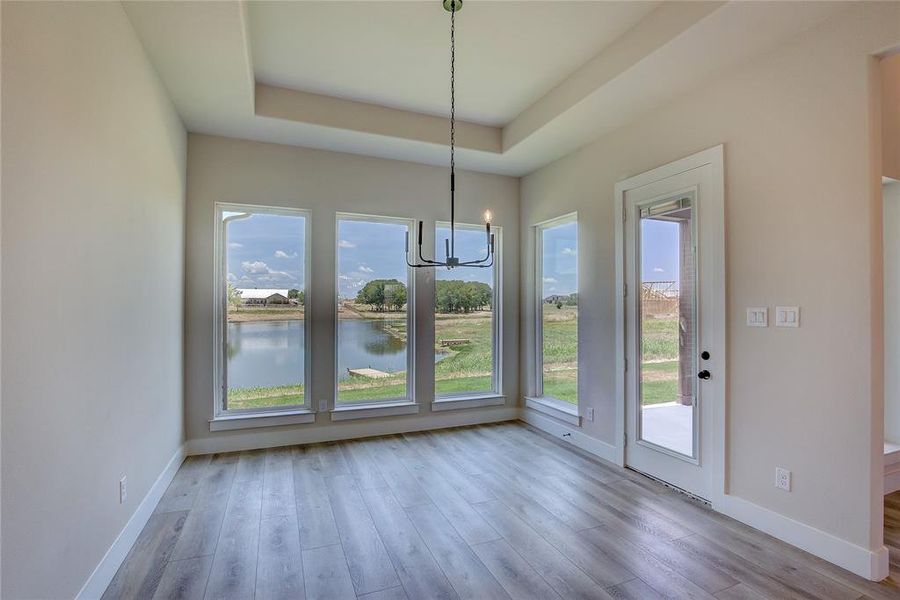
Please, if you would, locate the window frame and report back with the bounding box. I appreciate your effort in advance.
[213,202,312,419]
[433,221,502,400]
[533,212,578,404]
[334,212,417,407]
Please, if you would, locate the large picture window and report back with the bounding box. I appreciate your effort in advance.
[536,214,578,404]
[336,214,414,404]
[434,223,500,398]
[216,204,309,414]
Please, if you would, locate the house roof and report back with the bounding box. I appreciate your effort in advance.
[237,288,289,299]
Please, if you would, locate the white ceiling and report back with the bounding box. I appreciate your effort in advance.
[124,1,850,176]
[249,1,660,126]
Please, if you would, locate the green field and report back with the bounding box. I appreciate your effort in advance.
[225,305,681,410]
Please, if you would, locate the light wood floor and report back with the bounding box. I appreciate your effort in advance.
[104,422,900,599]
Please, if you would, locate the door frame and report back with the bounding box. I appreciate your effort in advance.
[614,145,726,505]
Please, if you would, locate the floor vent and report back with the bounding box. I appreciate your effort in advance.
[625,466,711,506]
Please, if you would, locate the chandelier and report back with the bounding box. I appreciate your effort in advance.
[407,0,494,269]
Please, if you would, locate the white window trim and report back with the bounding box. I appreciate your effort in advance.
[525,396,581,426]
[212,203,312,421]
[209,409,316,432]
[433,221,502,401]
[330,400,419,421]
[334,213,417,407]
[533,212,578,406]
[432,394,505,412]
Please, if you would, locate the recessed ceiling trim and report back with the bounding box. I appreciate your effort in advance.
[256,83,501,154]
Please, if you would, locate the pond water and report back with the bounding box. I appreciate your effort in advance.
[227,319,440,389]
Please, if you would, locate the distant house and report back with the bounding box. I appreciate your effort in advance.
[236,288,290,306]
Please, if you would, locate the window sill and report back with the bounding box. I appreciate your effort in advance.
[209,409,316,432]
[525,396,581,426]
[432,394,505,412]
[330,401,419,421]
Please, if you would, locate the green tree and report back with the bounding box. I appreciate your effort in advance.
[356,279,406,311]
[288,288,305,305]
[435,280,492,313]
[226,283,243,309]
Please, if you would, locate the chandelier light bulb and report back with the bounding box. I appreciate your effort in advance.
[484,209,493,224]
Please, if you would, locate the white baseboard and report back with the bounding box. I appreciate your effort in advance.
[187,407,518,455]
[76,444,186,600]
[520,409,619,465]
[715,494,889,582]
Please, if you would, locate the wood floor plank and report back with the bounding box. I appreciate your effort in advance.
[339,439,388,490]
[103,424,900,600]
[151,556,213,600]
[470,538,564,600]
[470,472,633,588]
[593,513,738,594]
[324,474,400,595]
[405,503,510,600]
[473,499,615,600]
[672,534,818,600]
[171,453,238,560]
[400,433,495,504]
[607,578,665,600]
[401,454,500,545]
[360,485,459,600]
[293,458,340,550]
[301,544,357,600]
[366,438,431,508]
[256,513,305,600]
[715,583,769,600]
[262,447,296,520]
[358,586,410,600]
[579,525,717,600]
[102,510,188,600]
[204,478,263,600]
[155,455,213,514]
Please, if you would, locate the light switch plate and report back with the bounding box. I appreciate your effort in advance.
[746,307,768,327]
[775,306,800,328]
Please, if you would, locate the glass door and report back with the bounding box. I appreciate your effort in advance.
[637,195,697,459]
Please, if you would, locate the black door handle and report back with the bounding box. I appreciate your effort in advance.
[698,370,711,380]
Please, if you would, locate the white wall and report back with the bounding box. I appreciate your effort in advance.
[185,134,519,452]
[883,54,900,181]
[1,2,186,598]
[520,1,897,558]
[886,182,900,443]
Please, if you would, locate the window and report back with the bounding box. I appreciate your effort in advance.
[336,214,414,404]
[536,214,578,404]
[215,204,309,415]
[434,223,500,398]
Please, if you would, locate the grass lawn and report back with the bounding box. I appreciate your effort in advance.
[226,305,680,410]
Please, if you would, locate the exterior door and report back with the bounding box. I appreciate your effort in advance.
[621,147,724,500]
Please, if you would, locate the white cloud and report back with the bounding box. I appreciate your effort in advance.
[543,277,557,284]
[226,272,237,282]
[241,260,296,282]
[358,265,374,273]
[653,267,665,273]
[242,260,269,274]
[228,242,243,249]
[338,240,356,249]
[274,250,298,259]
[562,247,577,256]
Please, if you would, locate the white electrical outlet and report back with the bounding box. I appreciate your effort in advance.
[585,407,594,422]
[319,399,327,412]
[775,467,791,492]
[119,476,128,504]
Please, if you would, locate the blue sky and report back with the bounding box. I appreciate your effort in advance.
[641,218,680,284]
[541,221,577,297]
[225,212,678,296]
[337,219,409,298]
[225,212,305,289]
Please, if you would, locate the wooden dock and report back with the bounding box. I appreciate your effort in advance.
[347,367,391,379]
